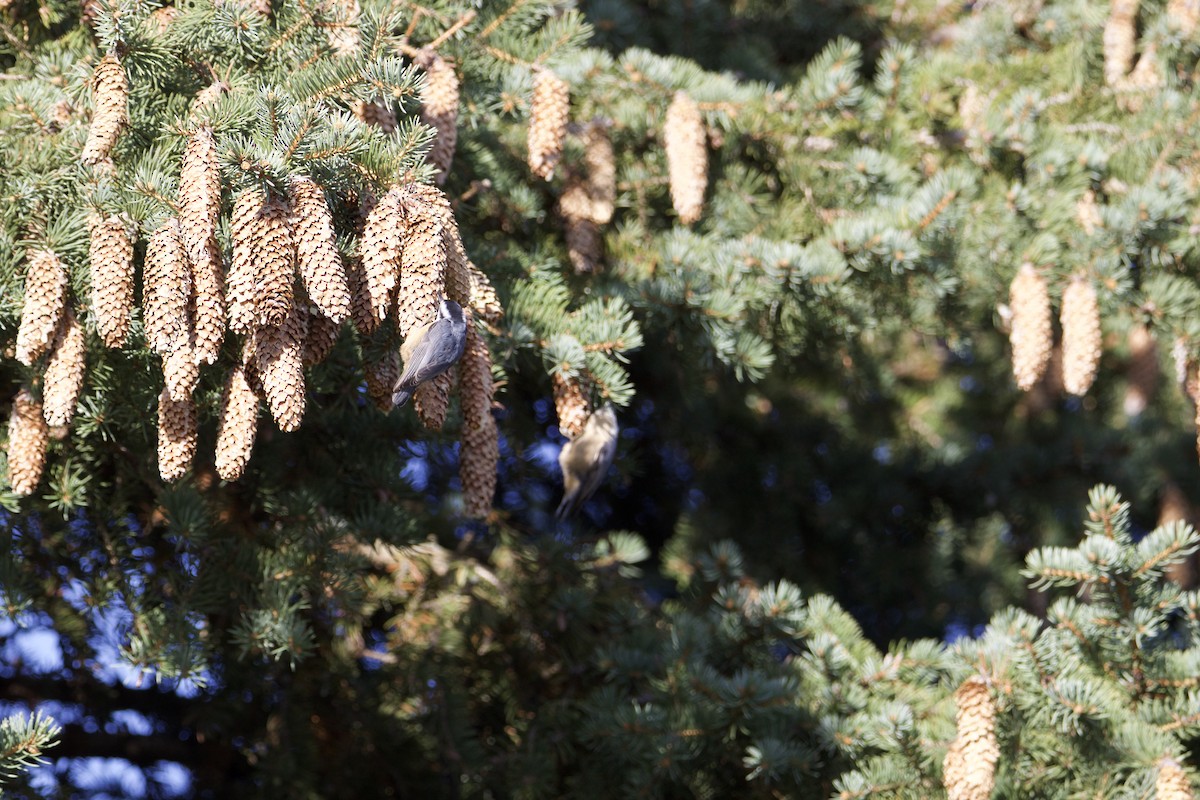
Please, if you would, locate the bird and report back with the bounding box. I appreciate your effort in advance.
[391,299,468,407]
[556,404,618,519]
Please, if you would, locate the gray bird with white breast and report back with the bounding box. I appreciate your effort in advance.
[392,299,468,408]
[556,404,619,519]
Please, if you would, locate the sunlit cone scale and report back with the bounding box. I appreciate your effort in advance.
[7,389,49,496]
[289,176,350,323]
[303,307,341,367]
[163,345,199,402]
[42,308,86,427]
[157,388,196,482]
[664,90,707,225]
[1157,757,1195,800]
[352,100,396,133]
[326,0,360,56]
[1009,264,1053,391]
[346,257,376,336]
[560,180,601,273]
[408,183,469,307]
[418,51,460,184]
[942,676,998,800]
[468,264,503,324]
[16,250,68,366]
[80,53,128,165]
[179,125,225,363]
[553,372,591,440]
[143,218,192,354]
[364,349,400,413]
[228,189,262,334]
[255,300,307,432]
[88,216,135,348]
[255,197,296,328]
[1061,274,1102,397]
[1168,0,1200,34]
[215,364,260,481]
[459,319,498,519]
[527,69,570,180]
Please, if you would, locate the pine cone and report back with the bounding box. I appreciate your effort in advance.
[290,176,350,324]
[179,126,225,364]
[408,183,470,307]
[1009,264,1053,391]
[418,50,460,184]
[88,215,135,348]
[664,90,707,225]
[1157,757,1195,800]
[1103,0,1139,86]
[361,188,406,326]
[157,387,196,482]
[143,218,192,354]
[42,308,86,427]
[346,256,377,336]
[352,100,396,133]
[16,250,68,366]
[192,79,228,113]
[364,348,400,413]
[303,307,341,367]
[459,319,498,519]
[228,189,262,334]
[1168,0,1200,34]
[326,0,360,55]
[396,186,447,338]
[1076,190,1102,235]
[254,300,307,431]
[583,122,616,224]
[560,179,601,273]
[163,344,199,402]
[215,364,260,481]
[527,69,570,180]
[414,371,453,430]
[255,196,296,328]
[7,388,49,496]
[147,5,179,33]
[468,263,503,324]
[1061,274,1102,397]
[943,676,998,800]
[80,53,128,165]
[553,372,591,440]
[1124,323,1158,417]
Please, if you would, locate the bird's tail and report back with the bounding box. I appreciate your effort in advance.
[555,490,579,520]
[391,386,414,407]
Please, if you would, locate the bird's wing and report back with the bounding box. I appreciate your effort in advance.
[555,433,616,519]
[395,319,459,390]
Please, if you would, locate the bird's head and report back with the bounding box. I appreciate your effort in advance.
[439,299,464,323]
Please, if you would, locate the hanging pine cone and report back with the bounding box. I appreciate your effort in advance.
[560,179,601,273]
[80,53,128,165]
[1157,757,1195,800]
[255,196,296,328]
[179,125,225,364]
[1009,264,1053,392]
[459,319,498,519]
[346,256,377,336]
[227,189,262,334]
[157,387,196,482]
[7,388,49,496]
[583,122,616,224]
[143,218,192,354]
[289,176,351,324]
[191,79,228,113]
[16,250,68,366]
[254,300,307,431]
[664,90,707,225]
[395,187,447,338]
[364,349,400,413]
[352,100,397,133]
[42,308,86,427]
[942,676,998,800]
[1124,323,1158,417]
[407,183,469,307]
[88,215,135,348]
[527,69,570,180]
[468,263,504,324]
[215,364,260,481]
[414,372,453,430]
[303,307,341,367]
[1061,274,1102,397]
[553,372,591,440]
[361,188,406,326]
[1103,0,1139,86]
[163,345,199,402]
[1077,190,1103,235]
[418,50,460,184]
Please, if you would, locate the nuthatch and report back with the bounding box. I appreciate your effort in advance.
[391,299,468,407]
[556,404,618,519]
